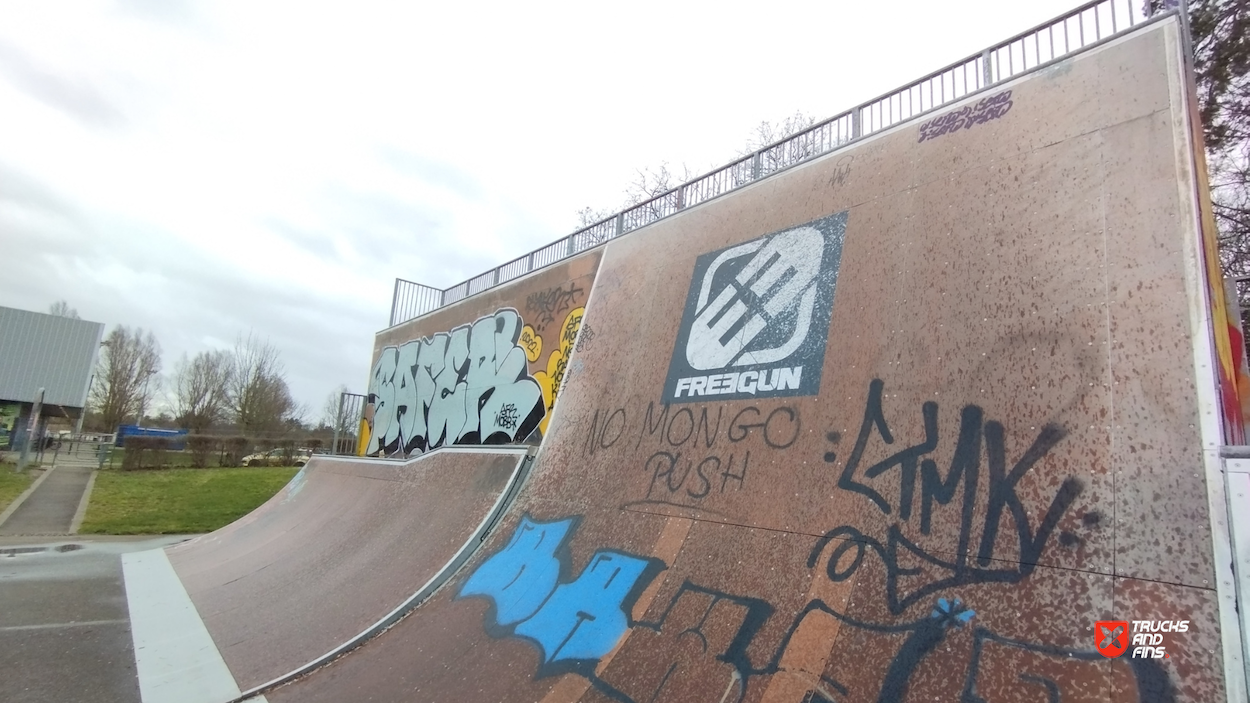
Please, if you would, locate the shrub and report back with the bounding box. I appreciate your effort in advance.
[275,439,295,466]
[223,437,250,467]
[185,435,216,469]
[121,437,173,470]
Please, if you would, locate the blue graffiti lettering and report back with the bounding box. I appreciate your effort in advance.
[458,514,665,677]
[459,515,572,627]
[515,551,656,665]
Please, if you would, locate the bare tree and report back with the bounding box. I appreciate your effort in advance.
[48,300,80,319]
[320,384,352,431]
[575,113,820,231]
[135,374,162,424]
[172,350,233,432]
[623,162,697,207]
[576,163,696,225]
[740,111,822,176]
[741,111,820,152]
[229,333,295,434]
[286,402,310,429]
[90,326,162,432]
[1147,0,1250,317]
[576,206,614,229]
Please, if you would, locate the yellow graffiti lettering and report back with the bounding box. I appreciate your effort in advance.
[519,325,542,363]
[533,307,584,435]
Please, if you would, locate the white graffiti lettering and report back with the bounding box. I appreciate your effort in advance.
[674,367,802,398]
[364,308,545,456]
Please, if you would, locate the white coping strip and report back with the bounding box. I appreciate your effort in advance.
[314,444,532,466]
[69,470,98,534]
[122,548,267,703]
[0,466,56,529]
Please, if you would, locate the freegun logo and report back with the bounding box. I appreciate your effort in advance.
[663,212,847,404]
[1095,620,1188,659]
[673,367,802,398]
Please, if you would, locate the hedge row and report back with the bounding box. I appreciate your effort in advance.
[120,436,336,470]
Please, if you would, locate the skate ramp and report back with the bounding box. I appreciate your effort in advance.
[124,447,530,701]
[267,16,1230,703]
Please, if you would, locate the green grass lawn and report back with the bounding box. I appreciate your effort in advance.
[0,468,35,515]
[79,467,299,535]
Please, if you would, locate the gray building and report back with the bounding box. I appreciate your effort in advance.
[0,306,104,452]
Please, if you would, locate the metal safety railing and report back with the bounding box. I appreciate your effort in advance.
[329,391,368,456]
[388,0,1160,328]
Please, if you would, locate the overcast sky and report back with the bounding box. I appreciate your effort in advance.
[0,0,1091,420]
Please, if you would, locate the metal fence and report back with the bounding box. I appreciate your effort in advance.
[330,391,368,456]
[390,0,1160,328]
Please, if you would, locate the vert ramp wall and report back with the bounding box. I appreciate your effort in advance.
[267,15,1230,703]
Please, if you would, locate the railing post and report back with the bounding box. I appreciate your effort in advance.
[677,185,686,210]
[331,392,345,456]
[615,213,624,238]
[566,234,575,256]
[852,108,862,139]
[752,152,762,180]
[389,279,400,327]
[528,251,535,272]
[981,48,994,87]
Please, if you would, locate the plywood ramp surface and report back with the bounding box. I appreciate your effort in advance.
[266,18,1220,703]
[166,449,526,692]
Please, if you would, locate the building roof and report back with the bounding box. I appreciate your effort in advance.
[0,306,104,409]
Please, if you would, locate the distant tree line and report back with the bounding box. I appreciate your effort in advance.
[47,301,364,452]
[118,435,327,470]
[85,327,304,436]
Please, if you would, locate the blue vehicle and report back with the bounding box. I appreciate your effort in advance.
[114,425,188,450]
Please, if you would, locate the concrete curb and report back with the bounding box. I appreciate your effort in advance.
[69,471,98,535]
[0,467,56,531]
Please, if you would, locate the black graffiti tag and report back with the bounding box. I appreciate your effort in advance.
[578,402,799,515]
[819,378,1081,613]
[575,322,596,352]
[827,155,853,188]
[526,284,584,331]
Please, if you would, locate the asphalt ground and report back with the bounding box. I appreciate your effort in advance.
[0,536,195,703]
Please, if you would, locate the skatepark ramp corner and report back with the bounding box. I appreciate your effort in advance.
[124,3,1250,702]
[122,447,532,703]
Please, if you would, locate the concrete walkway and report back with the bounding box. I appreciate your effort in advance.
[1,447,99,536]
[0,535,196,703]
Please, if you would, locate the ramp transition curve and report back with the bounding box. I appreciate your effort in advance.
[123,447,531,703]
